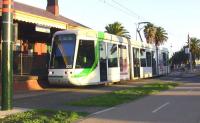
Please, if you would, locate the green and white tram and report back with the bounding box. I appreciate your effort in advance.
[48,30,169,86]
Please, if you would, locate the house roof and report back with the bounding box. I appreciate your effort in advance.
[0,0,89,29]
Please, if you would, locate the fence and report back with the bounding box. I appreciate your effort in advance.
[13,52,49,76]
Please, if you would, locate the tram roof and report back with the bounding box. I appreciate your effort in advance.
[54,29,169,53]
[54,29,129,44]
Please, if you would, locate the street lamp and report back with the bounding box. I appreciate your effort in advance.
[136,22,150,42]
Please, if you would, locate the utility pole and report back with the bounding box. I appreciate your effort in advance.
[188,34,192,72]
[1,0,14,110]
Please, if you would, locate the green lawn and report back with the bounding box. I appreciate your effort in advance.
[0,109,87,123]
[66,82,179,107]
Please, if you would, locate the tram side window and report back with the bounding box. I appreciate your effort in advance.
[133,48,140,67]
[146,52,152,67]
[140,49,146,67]
[166,53,169,66]
[76,40,95,68]
[107,43,118,67]
[163,52,167,66]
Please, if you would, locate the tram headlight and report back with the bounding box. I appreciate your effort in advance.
[49,71,54,75]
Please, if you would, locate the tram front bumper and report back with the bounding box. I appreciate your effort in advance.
[48,76,69,85]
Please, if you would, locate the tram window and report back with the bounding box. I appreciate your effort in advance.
[140,49,146,67]
[108,43,118,67]
[100,42,107,60]
[50,34,76,69]
[163,53,167,66]
[133,48,140,67]
[146,52,152,67]
[76,40,95,68]
[166,53,169,66]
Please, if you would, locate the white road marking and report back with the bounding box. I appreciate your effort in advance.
[92,107,116,115]
[152,102,170,113]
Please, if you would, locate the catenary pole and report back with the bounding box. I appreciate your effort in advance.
[1,0,14,110]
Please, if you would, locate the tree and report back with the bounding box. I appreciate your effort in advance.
[170,48,188,66]
[144,24,168,47]
[144,23,157,44]
[189,37,200,66]
[170,37,200,70]
[143,23,168,75]
[154,27,168,46]
[105,22,130,39]
[154,27,168,75]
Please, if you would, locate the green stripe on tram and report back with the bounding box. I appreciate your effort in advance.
[72,32,104,78]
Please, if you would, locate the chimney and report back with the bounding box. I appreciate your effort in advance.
[46,0,59,16]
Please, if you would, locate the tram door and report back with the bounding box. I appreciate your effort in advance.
[119,45,129,80]
[133,48,140,78]
[99,42,107,81]
[152,51,157,76]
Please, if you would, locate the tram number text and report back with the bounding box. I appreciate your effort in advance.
[66,65,72,68]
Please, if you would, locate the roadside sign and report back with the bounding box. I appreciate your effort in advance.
[35,25,50,33]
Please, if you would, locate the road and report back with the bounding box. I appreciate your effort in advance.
[78,76,200,123]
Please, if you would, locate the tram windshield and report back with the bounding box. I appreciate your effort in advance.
[50,34,76,69]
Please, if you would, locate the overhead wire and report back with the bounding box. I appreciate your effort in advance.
[98,0,148,22]
[98,0,137,20]
[98,0,148,40]
[111,0,147,21]
[98,0,177,43]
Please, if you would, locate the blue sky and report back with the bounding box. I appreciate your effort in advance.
[15,0,200,55]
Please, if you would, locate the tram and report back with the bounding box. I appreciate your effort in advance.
[48,30,169,86]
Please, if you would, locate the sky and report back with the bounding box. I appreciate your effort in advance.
[15,0,200,56]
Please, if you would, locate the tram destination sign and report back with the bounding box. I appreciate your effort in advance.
[35,25,50,33]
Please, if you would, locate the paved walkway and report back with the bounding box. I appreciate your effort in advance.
[78,82,200,123]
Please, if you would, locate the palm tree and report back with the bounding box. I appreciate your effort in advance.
[144,24,168,75]
[189,37,200,66]
[144,23,157,44]
[144,24,168,46]
[155,27,168,74]
[154,27,168,46]
[105,22,130,39]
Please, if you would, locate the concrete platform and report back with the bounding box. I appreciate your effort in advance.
[0,75,49,94]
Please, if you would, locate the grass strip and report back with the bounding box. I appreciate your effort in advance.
[0,109,88,123]
[66,82,179,107]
